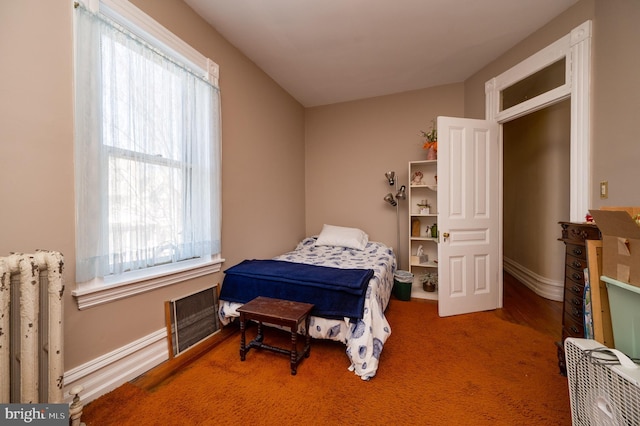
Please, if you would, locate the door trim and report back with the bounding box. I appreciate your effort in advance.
[485,20,592,223]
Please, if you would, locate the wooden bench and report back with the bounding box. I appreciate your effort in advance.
[237,296,314,375]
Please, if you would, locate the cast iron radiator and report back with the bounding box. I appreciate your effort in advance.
[0,251,64,403]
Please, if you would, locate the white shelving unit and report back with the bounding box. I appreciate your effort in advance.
[408,160,439,300]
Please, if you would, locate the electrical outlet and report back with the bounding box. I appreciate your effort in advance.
[600,181,608,199]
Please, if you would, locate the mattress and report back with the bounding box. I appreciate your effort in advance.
[218,237,396,380]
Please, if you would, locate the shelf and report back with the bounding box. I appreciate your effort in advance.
[410,281,438,300]
[410,261,438,268]
[409,159,438,301]
[410,236,438,242]
[409,184,437,191]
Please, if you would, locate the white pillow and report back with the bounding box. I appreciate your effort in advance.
[315,224,369,250]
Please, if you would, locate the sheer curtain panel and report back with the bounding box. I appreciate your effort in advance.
[74,3,221,285]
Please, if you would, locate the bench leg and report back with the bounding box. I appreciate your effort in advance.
[304,315,311,358]
[256,321,264,342]
[290,329,298,375]
[239,316,246,361]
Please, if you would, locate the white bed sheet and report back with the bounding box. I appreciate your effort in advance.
[218,237,396,380]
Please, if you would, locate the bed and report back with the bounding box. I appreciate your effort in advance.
[218,225,396,380]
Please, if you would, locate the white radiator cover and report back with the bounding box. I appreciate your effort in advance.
[0,251,64,403]
[166,285,220,357]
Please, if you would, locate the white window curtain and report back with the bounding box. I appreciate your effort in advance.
[74,4,221,283]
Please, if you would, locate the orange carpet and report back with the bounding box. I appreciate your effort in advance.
[82,300,571,425]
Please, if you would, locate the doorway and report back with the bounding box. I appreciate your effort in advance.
[502,100,571,301]
[485,20,592,304]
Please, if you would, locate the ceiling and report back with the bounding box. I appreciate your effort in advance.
[184,0,578,107]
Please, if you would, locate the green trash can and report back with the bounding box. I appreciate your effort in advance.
[393,270,413,301]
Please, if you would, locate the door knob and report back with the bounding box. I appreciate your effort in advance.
[443,232,450,241]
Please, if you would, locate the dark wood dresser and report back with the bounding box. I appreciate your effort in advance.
[557,221,600,375]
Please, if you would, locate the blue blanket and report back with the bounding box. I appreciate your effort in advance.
[219,259,374,319]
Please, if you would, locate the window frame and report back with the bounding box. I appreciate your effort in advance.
[72,0,223,310]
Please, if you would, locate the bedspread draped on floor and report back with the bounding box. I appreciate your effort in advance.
[219,237,396,380]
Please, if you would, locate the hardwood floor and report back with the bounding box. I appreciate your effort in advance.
[496,272,563,340]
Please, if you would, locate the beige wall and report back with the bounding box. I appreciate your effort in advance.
[0,0,305,369]
[304,84,464,269]
[591,0,640,207]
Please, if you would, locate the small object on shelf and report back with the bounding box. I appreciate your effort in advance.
[411,218,421,237]
[411,255,429,264]
[412,246,428,264]
[411,171,424,185]
[430,223,438,238]
[420,272,438,292]
[420,120,438,160]
[426,145,437,160]
[417,199,430,214]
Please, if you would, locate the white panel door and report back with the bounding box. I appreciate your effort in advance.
[437,116,500,317]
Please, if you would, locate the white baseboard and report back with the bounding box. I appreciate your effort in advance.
[62,328,168,405]
[503,257,564,302]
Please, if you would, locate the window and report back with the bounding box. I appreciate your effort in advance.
[72,0,221,308]
[500,58,566,111]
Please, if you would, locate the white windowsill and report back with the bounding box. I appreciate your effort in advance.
[72,256,225,310]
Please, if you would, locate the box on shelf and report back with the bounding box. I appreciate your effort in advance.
[590,209,640,287]
[410,255,428,264]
